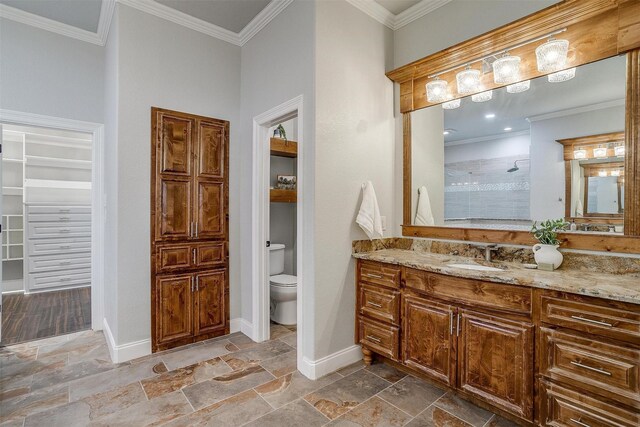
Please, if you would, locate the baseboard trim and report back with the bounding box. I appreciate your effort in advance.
[300,345,363,380]
[102,318,151,364]
[231,318,253,338]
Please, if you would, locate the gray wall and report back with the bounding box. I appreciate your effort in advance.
[239,0,316,363]
[108,4,241,344]
[314,0,395,360]
[0,19,104,123]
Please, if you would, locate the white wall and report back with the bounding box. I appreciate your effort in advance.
[393,0,560,67]
[411,106,444,224]
[239,0,316,363]
[445,133,530,163]
[110,4,241,345]
[314,0,395,359]
[0,19,104,123]
[529,105,625,221]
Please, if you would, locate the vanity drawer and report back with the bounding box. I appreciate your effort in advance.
[403,268,532,315]
[28,237,91,256]
[28,269,91,291]
[27,222,91,239]
[28,213,91,222]
[358,260,400,289]
[539,293,640,345]
[28,206,91,215]
[359,317,399,361]
[157,244,192,272]
[539,327,640,407]
[539,379,639,427]
[196,242,225,268]
[29,253,91,273]
[359,283,400,325]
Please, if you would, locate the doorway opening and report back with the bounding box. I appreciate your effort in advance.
[0,110,104,346]
[252,95,306,375]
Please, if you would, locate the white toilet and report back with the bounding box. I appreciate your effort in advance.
[269,244,297,325]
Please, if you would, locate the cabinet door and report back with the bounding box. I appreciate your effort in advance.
[153,112,194,241]
[458,310,534,420]
[156,274,193,345]
[402,294,457,386]
[193,119,227,240]
[194,270,227,337]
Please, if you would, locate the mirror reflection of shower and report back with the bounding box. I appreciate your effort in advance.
[507,159,530,173]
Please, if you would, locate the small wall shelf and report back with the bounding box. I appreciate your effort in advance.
[270,188,297,203]
[270,138,298,158]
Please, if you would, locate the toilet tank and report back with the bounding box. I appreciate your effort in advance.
[269,244,285,275]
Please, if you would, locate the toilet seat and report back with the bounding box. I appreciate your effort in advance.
[270,274,297,287]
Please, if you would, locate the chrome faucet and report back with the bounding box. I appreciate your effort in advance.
[472,243,499,262]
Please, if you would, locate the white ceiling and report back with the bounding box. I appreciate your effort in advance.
[442,55,627,143]
[375,0,421,15]
[154,0,271,33]
[0,0,102,32]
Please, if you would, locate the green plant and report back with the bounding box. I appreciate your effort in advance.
[275,124,287,141]
[531,218,568,245]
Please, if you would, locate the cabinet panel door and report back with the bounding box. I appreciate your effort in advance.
[156,274,193,345]
[194,270,226,336]
[196,120,226,179]
[458,310,534,420]
[156,113,193,175]
[402,294,456,387]
[157,178,192,240]
[195,181,225,239]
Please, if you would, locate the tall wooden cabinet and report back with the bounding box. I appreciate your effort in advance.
[151,107,229,352]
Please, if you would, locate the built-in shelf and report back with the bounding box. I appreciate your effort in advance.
[24,179,91,190]
[2,214,23,262]
[2,158,24,164]
[270,188,297,203]
[270,138,298,158]
[2,187,23,196]
[26,155,91,170]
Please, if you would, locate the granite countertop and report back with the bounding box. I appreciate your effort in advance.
[353,249,640,305]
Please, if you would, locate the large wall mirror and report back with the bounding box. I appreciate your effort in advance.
[410,55,626,234]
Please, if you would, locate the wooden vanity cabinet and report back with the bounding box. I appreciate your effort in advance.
[151,108,230,352]
[356,260,535,422]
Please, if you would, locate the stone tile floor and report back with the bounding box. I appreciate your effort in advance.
[0,324,517,426]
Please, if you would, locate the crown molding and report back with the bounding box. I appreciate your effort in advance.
[345,0,452,30]
[526,99,625,123]
[97,0,116,45]
[117,0,241,45]
[239,0,294,45]
[0,3,104,45]
[344,0,395,29]
[394,0,453,29]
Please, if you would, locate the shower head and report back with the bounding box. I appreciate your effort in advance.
[507,159,529,173]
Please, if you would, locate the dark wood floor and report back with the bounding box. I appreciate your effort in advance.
[1,287,91,345]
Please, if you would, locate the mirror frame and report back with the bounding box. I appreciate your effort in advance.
[387,0,640,253]
[557,132,625,222]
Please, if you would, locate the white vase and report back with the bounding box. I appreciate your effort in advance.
[532,244,563,270]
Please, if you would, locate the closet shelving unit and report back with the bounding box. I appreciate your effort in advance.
[2,214,23,261]
[270,137,298,203]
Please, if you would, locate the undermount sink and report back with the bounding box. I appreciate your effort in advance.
[446,263,505,272]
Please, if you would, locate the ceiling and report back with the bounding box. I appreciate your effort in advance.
[375,0,421,15]
[0,0,102,32]
[443,55,627,143]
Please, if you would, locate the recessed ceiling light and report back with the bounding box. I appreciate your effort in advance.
[504,127,512,131]
[443,128,455,136]
[485,113,495,119]
[443,131,450,135]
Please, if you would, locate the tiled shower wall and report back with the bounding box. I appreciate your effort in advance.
[444,154,530,222]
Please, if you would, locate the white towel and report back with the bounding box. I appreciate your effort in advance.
[575,198,584,217]
[356,181,384,240]
[415,186,435,226]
